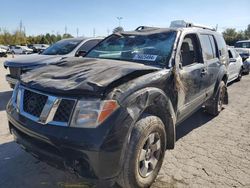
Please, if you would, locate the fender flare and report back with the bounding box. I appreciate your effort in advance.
[213,66,228,98]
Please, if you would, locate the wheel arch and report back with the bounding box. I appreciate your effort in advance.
[122,87,176,150]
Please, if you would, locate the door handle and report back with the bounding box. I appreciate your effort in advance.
[201,69,207,76]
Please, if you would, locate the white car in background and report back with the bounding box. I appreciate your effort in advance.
[9,45,33,54]
[0,46,8,57]
[227,47,243,83]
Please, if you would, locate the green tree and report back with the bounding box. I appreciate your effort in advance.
[245,24,250,39]
[62,33,73,39]
[40,35,49,44]
[222,28,239,45]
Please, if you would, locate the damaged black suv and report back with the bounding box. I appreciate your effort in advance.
[7,22,229,187]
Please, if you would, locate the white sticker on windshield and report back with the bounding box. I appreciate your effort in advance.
[133,54,157,61]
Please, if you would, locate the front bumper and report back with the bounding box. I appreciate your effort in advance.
[6,100,132,183]
[5,74,18,87]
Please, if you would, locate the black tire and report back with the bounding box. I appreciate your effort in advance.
[236,69,242,81]
[205,81,226,116]
[117,115,166,188]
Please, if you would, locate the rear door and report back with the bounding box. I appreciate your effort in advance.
[198,34,221,99]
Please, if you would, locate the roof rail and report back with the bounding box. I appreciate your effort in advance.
[189,23,215,31]
[170,20,215,31]
[135,26,158,31]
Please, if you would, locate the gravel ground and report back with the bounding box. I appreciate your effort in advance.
[0,55,250,188]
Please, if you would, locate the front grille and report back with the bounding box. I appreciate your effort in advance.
[9,67,21,79]
[53,99,75,122]
[20,88,75,125]
[23,89,48,117]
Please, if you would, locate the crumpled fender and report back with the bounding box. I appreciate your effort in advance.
[121,87,176,149]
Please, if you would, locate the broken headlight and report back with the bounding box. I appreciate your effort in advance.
[71,99,119,128]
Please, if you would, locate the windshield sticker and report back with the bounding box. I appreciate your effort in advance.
[133,54,158,61]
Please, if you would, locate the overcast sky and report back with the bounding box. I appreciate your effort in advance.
[1,0,249,37]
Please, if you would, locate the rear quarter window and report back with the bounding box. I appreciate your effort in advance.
[199,34,214,60]
[215,35,228,58]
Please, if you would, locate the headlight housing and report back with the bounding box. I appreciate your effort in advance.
[71,99,119,128]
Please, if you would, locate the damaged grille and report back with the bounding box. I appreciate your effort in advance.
[9,67,21,79]
[53,99,75,122]
[20,88,76,126]
[23,90,48,117]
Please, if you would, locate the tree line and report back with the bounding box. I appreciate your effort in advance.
[222,24,250,46]
[0,24,249,46]
[0,28,73,45]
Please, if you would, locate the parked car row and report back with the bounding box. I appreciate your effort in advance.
[3,20,250,188]
[0,44,49,55]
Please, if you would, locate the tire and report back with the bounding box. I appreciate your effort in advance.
[205,81,227,116]
[236,69,242,81]
[117,115,166,188]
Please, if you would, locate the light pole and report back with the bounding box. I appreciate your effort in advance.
[117,17,123,27]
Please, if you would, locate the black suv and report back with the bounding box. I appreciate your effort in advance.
[6,22,229,187]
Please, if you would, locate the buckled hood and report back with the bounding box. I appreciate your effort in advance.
[21,57,159,97]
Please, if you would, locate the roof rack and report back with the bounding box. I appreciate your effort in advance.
[170,20,215,31]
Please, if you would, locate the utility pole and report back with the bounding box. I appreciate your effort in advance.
[76,28,79,37]
[215,24,218,31]
[107,28,110,36]
[19,20,23,32]
[64,26,67,34]
[93,28,96,37]
[117,17,123,27]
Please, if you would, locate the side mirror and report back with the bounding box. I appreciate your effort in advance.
[76,50,87,57]
[229,58,236,63]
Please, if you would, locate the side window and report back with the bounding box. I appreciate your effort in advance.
[78,40,101,52]
[215,35,227,57]
[199,34,214,60]
[209,35,219,58]
[180,34,202,66]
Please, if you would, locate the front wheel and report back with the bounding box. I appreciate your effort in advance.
[117,115,166,188]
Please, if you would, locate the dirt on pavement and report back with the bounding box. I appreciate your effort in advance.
[0,56,250,188]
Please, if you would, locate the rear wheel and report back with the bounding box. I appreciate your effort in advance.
[205,81,227,116]
[117,115,166,188]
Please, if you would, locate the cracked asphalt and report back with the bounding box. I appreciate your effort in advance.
[0,56,250,188]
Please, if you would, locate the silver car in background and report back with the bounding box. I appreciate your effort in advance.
[4,37,103,88]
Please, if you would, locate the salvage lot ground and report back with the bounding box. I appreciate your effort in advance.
[0,56,250,188]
